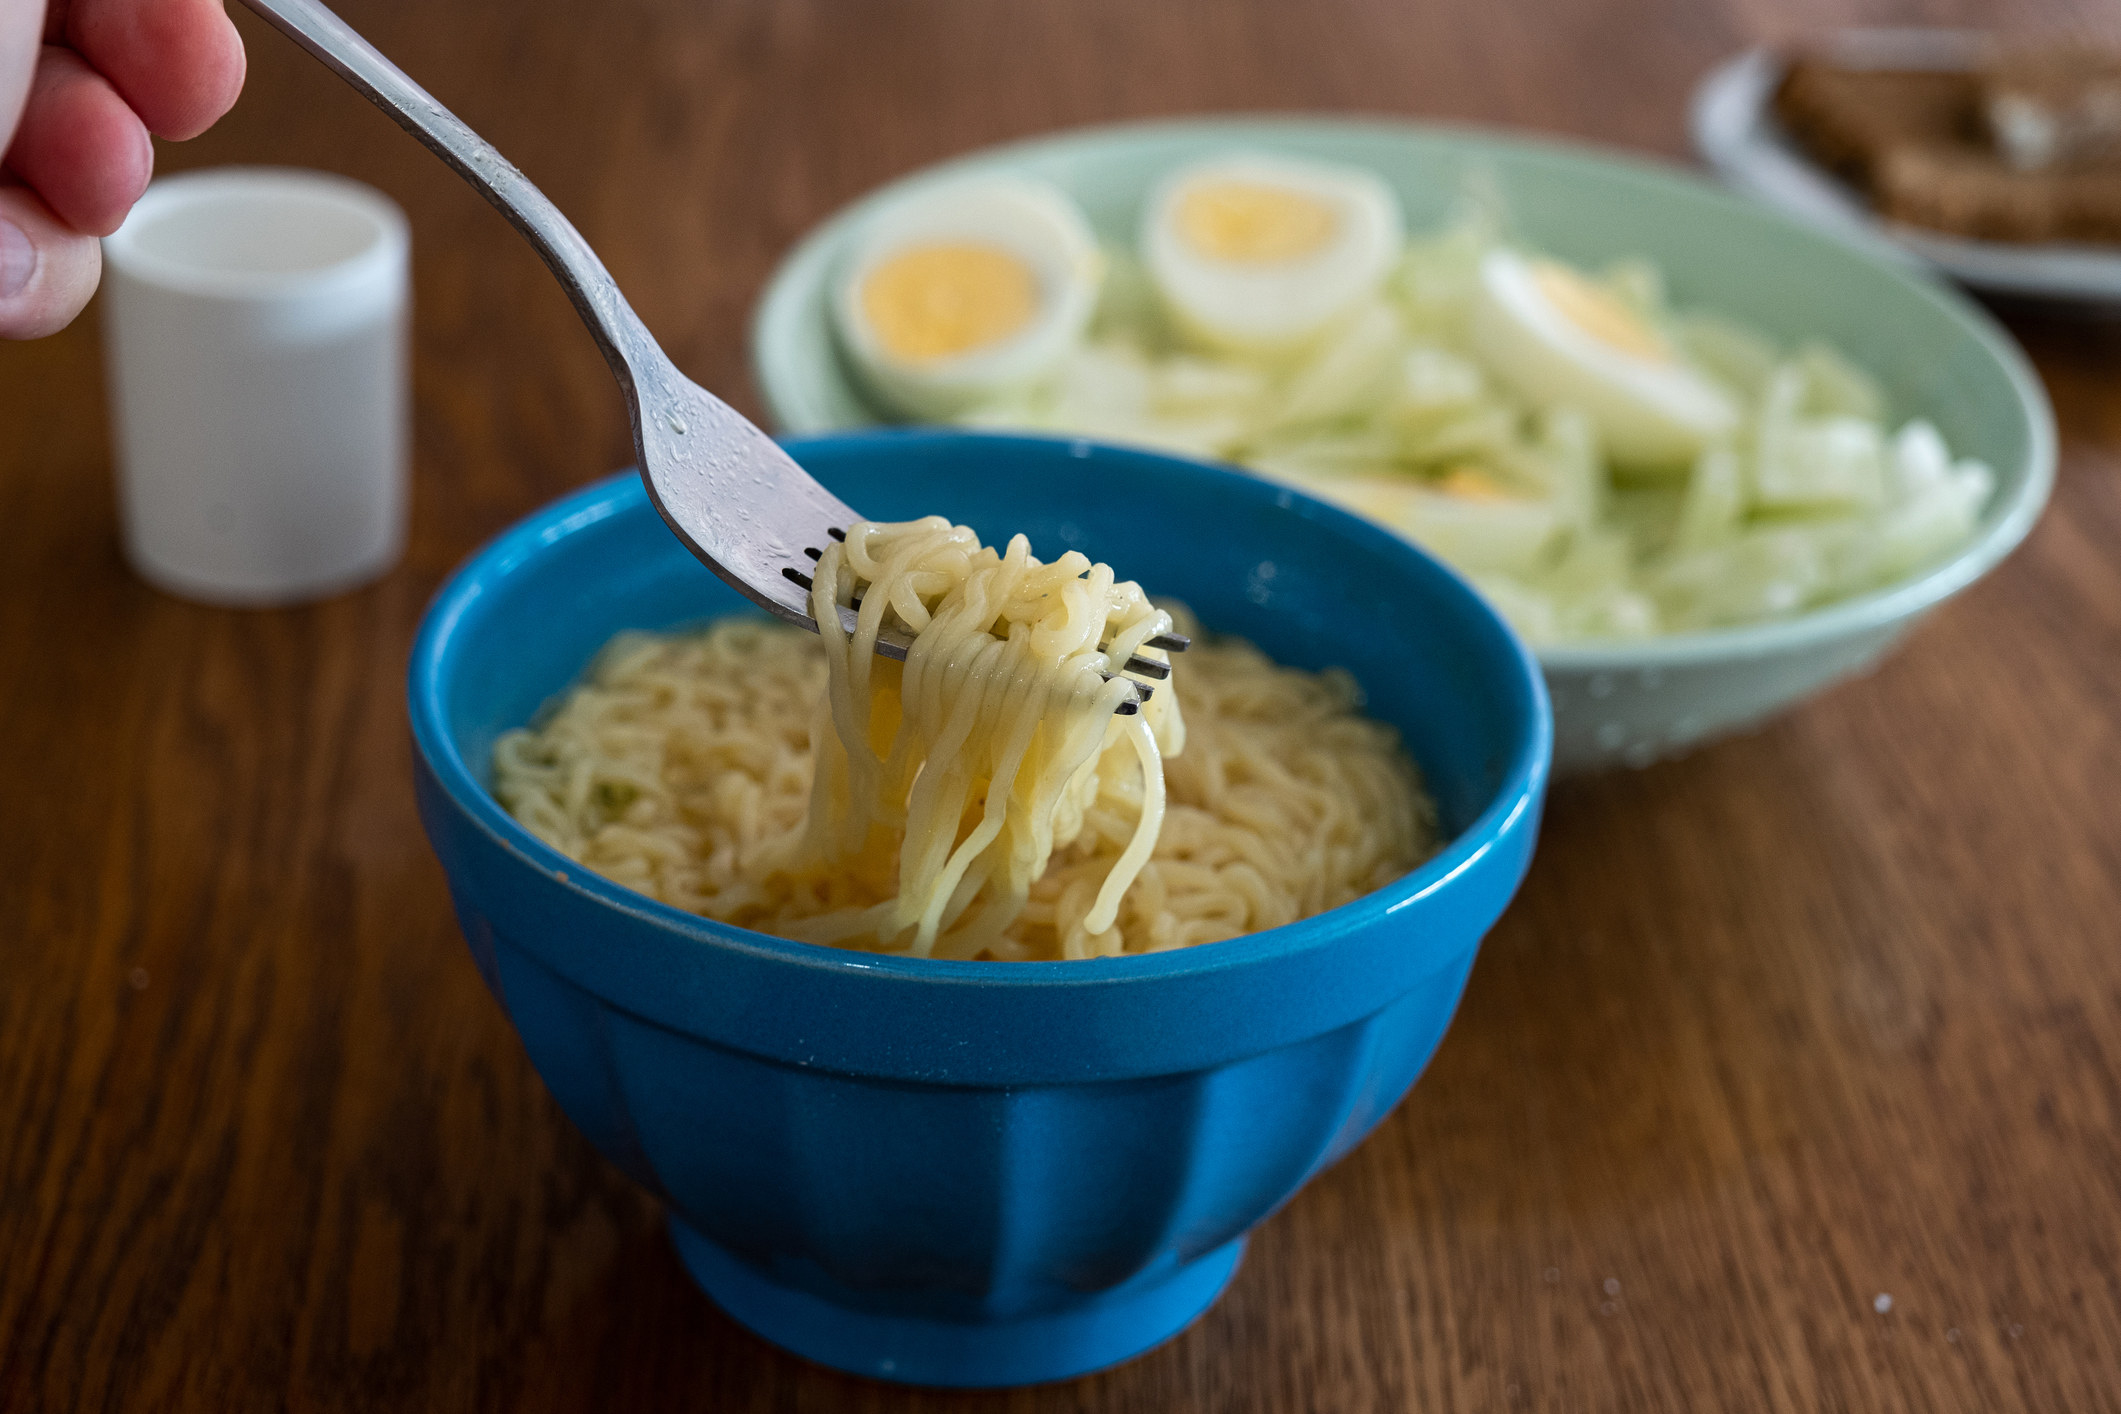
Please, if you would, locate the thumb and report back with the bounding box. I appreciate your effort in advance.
[0,180,99,338]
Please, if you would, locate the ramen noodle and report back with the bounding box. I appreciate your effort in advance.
[493,518,1434,960]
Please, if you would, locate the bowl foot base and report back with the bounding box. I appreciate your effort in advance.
[668,1221,1245,1387]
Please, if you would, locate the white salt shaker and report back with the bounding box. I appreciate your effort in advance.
[101,167,409,605]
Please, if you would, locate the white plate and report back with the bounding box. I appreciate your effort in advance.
[1690,28,2121,305]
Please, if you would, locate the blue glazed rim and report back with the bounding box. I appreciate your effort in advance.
[407,431,1551,1013]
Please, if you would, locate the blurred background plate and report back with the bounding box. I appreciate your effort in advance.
[751,115,2053,772]
[1690,29,2121,306]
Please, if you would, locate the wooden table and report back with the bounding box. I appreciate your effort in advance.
[6,0,2120,1407]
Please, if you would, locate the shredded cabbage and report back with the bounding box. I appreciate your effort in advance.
[942,220,1997,643]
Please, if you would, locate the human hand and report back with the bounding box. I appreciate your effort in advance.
[1,0,244,337]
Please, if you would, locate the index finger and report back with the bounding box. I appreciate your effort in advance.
[2,0,47,141]
[59,0,243,140]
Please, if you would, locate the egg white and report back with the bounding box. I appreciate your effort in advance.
[1468,249,1738,469]
[1283,469,1564,576]
[1142,154,1404,358]
[834,176,1102,419]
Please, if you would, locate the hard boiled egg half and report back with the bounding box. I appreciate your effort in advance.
[833,176,1102,419]
[1143,154,1404,358]
[1468,249,1738,470]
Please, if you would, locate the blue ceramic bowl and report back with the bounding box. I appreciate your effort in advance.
[408,431,1551,1387]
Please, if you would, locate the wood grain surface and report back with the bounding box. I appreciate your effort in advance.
[5,0,2121,1408]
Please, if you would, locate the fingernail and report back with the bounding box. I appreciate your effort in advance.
[0,217,34,299]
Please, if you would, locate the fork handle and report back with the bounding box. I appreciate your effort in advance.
[237,0,658,391]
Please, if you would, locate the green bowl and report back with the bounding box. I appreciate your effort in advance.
[751,116,2055,772]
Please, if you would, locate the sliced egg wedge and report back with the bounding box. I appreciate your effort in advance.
[1468,249,1738,471]
[1274,463,1563,578]
[834,176,1102,419]
[1394,467,1565,578]
[1142,154,1404,358]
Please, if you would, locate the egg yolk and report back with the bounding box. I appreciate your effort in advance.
[861,243,1039,362]
[1531,261,1670,362]
[1433,465,1523,502]
[1177,182,1339,263]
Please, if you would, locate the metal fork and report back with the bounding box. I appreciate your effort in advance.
[237,0,1184,709]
